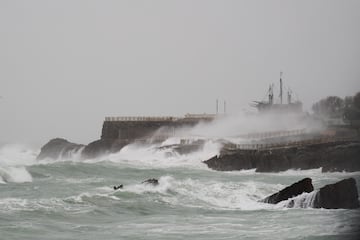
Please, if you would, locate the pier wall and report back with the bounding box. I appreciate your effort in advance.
[101,116,214,141]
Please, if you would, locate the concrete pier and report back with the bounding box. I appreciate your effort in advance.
[101,114,216,142]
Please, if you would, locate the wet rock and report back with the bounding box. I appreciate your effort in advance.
[261,178,314,204]
[313,178,360,209]
[142,178,159,185]
[204,141,360,173]
[81,139,127,159]
[81,139,113,159]
[204,150,256,171]
[37,138,84,160]
[321,143,360,172]
[113,185,123,190]
[173,143,204,155]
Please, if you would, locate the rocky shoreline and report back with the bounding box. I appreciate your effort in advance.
[38,138,360,173]
[37,138,128,160]
[37,138,360,210]
[204,141,360,173]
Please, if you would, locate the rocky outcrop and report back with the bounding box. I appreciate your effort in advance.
[263,178,359,209]
[81,139,127,159]
[142,178,159,185]
[313,178,360,209]
[204,150,257,171]
[157,141,205,156]
[81,139,113,159]
[261,178,314,204]
[204,142,360,172]
[37,138,128,160]
[321,143,360,172]
[37,138,84,160]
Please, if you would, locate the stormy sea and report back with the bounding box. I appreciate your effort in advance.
[1,141,360,240]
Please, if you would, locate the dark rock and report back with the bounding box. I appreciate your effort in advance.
[255,150,294,172]
[142,178,159,185]
[204,150,257,171]
[173,142,204,155]
[110,139,129,153]
[204,141,360,173]
[81,139,113,159]
[321,143,360,172]
[113,185,123,190]
[313,178,360,209]
[37,138,84,160]
[261,178,314,204]
[82,139,128,159]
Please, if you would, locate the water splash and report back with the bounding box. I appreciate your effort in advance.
[0,144,36,183]
[276,191,319,208]
[102,140,221,169]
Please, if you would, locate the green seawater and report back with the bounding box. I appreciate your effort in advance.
[0,144,360,240]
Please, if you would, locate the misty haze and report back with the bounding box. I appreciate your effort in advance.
[0,1,360,240]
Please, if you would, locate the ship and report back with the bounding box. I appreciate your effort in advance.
[252,72,303,114]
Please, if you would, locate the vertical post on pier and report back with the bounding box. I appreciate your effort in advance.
[224,100,226,115]
[280,71,283,104]
[216,99,219,115]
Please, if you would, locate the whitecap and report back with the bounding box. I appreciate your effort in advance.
[0,166,32,183]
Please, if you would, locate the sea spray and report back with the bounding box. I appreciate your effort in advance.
[276,191,319,208]
[0,144,38,166]
[0,144,36,183]
[112,175,274,210]
[57,146,85,161]
[105,139,221,169]
[0,166,32,183]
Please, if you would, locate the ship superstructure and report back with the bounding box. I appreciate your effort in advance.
[252,72,302,113]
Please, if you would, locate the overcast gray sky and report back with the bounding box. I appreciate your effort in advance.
[1,0,359,146]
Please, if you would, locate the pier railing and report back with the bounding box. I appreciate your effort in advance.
[105,116,177,122]
[224,137,354,150]
[237,129,306,139]
[105,114,217,122]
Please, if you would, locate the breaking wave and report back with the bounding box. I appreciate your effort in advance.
[0,144,37,183]
[103,139,221,169]
[91,176,274,210]
[276,191,319,209]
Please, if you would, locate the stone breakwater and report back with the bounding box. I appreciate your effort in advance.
[204,141,360,172]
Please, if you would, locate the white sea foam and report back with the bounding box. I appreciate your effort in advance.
[103,140,221,169]
[0,166,32,183]
[115,175,274,210]
[276,191,319,209]
[165,178,273,210]
[0,197,89,213]
[0,144,36,183]
[37,146,85,165]
[58,177,105,184]
[0,144,38,166]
